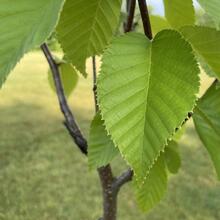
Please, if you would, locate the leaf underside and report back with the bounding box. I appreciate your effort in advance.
[57,0,122,76]
[181,26,220,80]
[163,0,195,28]
[88,112,118,169]
[0,0,64,87]
[97,31,200,182]
[193,82,220,179]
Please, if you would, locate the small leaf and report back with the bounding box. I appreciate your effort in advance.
[48,62,78,97]
[0,0,64,87]
[57,0,122,76]
[97,31,200,182]
[197,0,220,29]
[88,112,118,169]
[163,0,195,28]
[181,26,220,80]
[193,81,220,180]
[134,155,167,212]
[165,141,181,174]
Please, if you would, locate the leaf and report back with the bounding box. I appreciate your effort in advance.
[196,13,216,29]
[197,0,220,29]
[97,31,200,182]
[150,15,170,35]
[0,0,64,87]
[57,0,122,76]
[88,112,119,169]
[197,55,216,78]
[193,81,220,179]
[173,125,186,142]
[134,154,167,212]
[48,62,78,97]
[181,26,220,80]
[165,141,181,174]
[163,0,195,28]
[137,15,170,36]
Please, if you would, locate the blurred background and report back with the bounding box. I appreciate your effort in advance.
[0,1,220,220]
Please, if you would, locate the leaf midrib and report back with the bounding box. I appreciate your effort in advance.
[140,42,152,176]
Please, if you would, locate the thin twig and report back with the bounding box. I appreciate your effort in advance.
[41,43,88,155]
[112,169,133,193]
[138,0,152,40]
[92,56,99,112]
[124,0,136,33]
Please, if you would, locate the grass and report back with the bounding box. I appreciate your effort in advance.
[0,52,219,220]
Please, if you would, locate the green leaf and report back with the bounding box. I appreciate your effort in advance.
[150,15,170,35]
[57,0,122,76]
[134,155,167,212]
[197,55,216,78]
[163,0,195,28]
[97,31,200,182]
[193,81,220,179]
[137,15,170,36]
[165,141,181,174]
[0,0,64,87]
[181,26,220,80]
[173,125,186,142]
[196,13,216,29]
[48,62,78,97]
[88,112,119,169]
[197,0,220,29]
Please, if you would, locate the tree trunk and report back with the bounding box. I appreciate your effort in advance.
[98,165,117,220]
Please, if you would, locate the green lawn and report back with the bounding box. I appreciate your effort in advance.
[0,52,219,220]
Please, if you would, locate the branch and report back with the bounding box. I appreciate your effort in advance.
[92,56,99,112]
[124,0,136,33]
[41,43,88,155]
[138,0,152,40]
[112,169,133,193]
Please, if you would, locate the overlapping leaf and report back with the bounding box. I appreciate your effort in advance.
[48,62,78,97]
[163,0,195,28]
[57,0,122,76]
[88,112,118,169]
[197,0,220,29]
[0,0,64,87]
[134,155,167,212]
[181,26,220,80]
[97,31,200,182]
[165,141,181,174]
[137,15,170,36]
[193,81,220,179]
